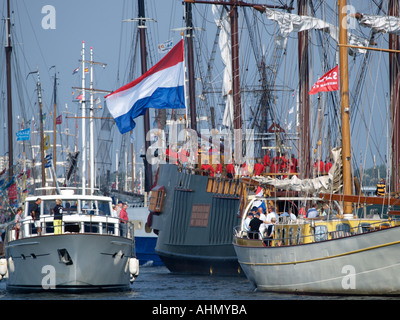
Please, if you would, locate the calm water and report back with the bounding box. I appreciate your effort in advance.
[0,265,396,301]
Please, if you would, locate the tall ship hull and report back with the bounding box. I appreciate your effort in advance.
[151,164,244,275]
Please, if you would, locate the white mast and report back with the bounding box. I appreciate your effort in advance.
[90,46,95,195]
[81,41,87,195]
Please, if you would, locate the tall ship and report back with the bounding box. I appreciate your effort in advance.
[149,0,305,275]
[233,0,400,295]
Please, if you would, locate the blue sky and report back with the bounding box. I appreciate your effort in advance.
[0,0,394,181]
[0,0,182,169]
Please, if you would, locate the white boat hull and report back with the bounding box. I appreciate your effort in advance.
[234,226,400,295]
[6,233,134,292]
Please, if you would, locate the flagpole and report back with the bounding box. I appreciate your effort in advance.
[52,67,57,178]
[182,31,189,129]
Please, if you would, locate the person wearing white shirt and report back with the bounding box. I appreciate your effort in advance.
[266,206,278,223]
[244,212,254,231]
[257,207,268,236]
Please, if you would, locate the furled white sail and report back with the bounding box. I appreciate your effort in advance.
[251,148,343,194]
[355,13,400,35]
[264,8,369,54]
[212,5,234,128]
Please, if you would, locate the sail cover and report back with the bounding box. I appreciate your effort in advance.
[263,8,369,54]
[251,148,343,194]
[212,5,234,128]
[355,14,400,35]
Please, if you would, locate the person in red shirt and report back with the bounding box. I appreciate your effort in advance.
[254,158,265,176]
[325,158,333,173]
[270,158,279,175]
[279,152,288,173]
[263,150,270,167]
[165,145,170,163]
[314,159,324,175]
[226,162,235,179]
[179,147,189,167]
[272,152,281,168]
[208,164,215,177]
[201,161,215,177]
[289,158,297,175]
[290,154,298,172]
[119,203,129,237]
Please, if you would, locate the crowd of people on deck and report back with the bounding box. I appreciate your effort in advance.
[164,144,334,179]
[243,199,340,244]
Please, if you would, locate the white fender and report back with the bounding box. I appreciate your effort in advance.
[8,257,14,273]
[0,258,7,276]
[129,257,139,277]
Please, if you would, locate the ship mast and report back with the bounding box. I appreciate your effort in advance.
[35,71,46,190]
[185,1,197,132]
[138,0,153,193]
[230,0,242,131]
[52,67,58,179]
[5,0,13,181]
[298,0,311,179]
[389,0,400,193]
[81,41,87,195]
[338,0,353,217]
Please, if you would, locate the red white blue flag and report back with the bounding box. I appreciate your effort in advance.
[105,40,185,134]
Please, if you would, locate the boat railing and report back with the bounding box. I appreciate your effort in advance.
[4,214,135,243]
[234,219,395,246]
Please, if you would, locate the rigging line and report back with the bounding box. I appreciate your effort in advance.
[19,1,51,83]
[116,0,128,85]
[350,0,384,125]
[355,49,386,167]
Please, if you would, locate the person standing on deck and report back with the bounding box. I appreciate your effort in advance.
[254,158,266,176]
[31,198,42,236]
[14,207,23,239]
[119,203,129,237]
[226,161,235,179]
[53,199,63,235]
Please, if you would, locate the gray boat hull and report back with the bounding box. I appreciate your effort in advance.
[6,233,134,292]
[152,164,243,276]
[234,225,400,295]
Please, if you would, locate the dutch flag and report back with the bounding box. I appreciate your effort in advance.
[105,40,185,134]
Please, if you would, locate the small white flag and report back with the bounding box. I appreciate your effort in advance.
[158,39,173,53]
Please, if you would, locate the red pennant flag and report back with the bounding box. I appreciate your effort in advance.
[56,115,62,125]
[309,65,339,95]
